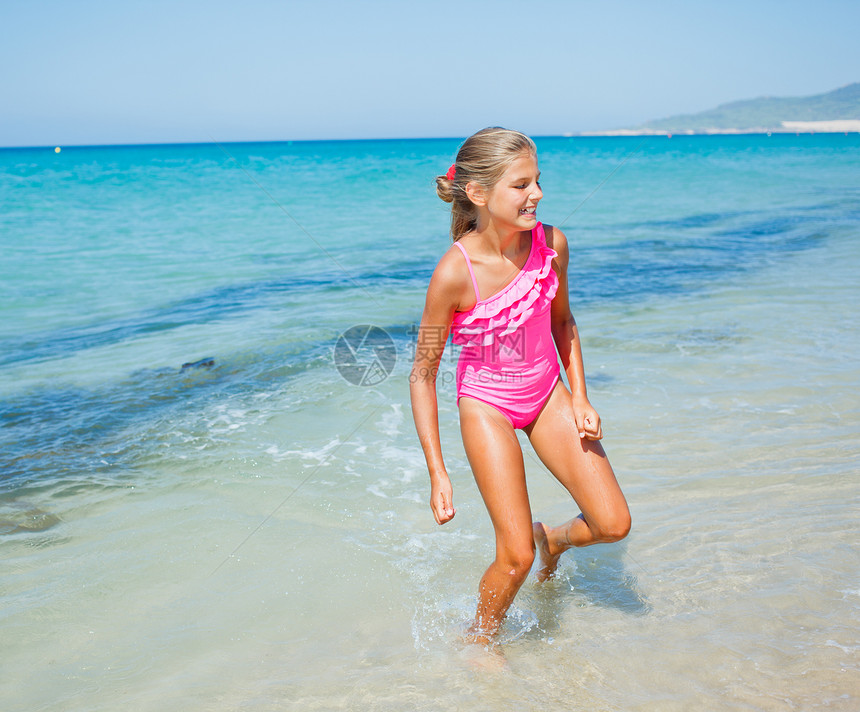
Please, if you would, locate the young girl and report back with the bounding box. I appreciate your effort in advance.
[409,127,631,645]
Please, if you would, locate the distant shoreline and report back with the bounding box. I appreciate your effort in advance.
[574,119,860,137]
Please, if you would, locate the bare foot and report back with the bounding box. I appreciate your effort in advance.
[461,642,510,672]
[463,627,493,647]
[533,521,562,582]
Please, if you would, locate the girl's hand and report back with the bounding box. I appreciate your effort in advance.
[430,473,456,525]
[572,394,603,440]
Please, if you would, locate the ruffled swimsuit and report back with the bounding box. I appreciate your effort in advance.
[451,222,560,428]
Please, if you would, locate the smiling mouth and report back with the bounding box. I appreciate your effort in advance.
[519,207,536,216]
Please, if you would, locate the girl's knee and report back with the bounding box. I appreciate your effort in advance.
[498,544,535,579]
[594,509,631,543]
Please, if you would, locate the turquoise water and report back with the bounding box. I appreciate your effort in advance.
[1,135,858,710]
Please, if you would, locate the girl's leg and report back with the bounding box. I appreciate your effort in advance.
[459,397,536,644]
[524,382,631,581]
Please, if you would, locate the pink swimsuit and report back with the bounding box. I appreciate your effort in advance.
[451,222,560,428]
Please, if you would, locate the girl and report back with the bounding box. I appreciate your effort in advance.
[409,127,631,645]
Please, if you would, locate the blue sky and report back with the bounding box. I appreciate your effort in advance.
[2,0,858,147]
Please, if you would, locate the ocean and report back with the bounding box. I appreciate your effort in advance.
[1,134,858,711]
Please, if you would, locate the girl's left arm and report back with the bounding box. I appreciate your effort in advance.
[546,225,603,440]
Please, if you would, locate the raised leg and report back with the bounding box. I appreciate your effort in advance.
[524,382,631,581]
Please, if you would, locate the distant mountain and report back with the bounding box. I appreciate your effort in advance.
[593,83,860,135]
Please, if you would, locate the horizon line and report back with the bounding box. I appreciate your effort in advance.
[0,133,620,151]
[5,130,858,152]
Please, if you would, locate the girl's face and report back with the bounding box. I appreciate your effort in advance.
[484,152,542,231]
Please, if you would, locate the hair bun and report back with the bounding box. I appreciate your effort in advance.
[435,175,454,203]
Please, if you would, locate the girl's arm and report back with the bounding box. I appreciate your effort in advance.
[546,225,603,440]
[409,251,465,524]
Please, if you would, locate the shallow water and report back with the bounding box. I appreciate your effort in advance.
[1,135,858,710]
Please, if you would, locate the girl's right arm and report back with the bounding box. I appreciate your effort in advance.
[409,251,464,525]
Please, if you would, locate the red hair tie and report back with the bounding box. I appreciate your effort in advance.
[445,164,456,181]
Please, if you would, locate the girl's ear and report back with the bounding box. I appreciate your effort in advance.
[464,181,487,207]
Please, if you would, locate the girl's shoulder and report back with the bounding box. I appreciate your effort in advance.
[426,241,476,311]
[541,224,569,265]
[434,240,471,279]
[541,223,567,250]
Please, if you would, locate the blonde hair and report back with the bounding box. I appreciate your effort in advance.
[436,127,537,241]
